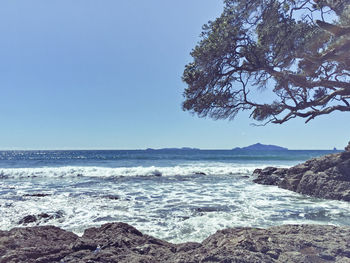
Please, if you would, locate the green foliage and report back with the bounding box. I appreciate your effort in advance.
[182,0,350,124]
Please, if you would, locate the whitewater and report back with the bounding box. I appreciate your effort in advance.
[1,150,349,243]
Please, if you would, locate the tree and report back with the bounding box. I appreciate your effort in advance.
[182,0,350,124]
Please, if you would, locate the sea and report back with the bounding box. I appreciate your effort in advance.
[1,149,350,243]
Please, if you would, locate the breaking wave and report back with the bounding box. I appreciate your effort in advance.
[0,163,286,179]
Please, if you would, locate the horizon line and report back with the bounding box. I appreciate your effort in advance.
[0,147,341,151]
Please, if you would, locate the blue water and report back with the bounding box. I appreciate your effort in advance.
[0,149,349,243]
[0,149,338,168]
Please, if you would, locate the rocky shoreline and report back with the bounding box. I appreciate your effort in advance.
[253,149,350,202]
[1,222,350,262]
[2,148,350,262]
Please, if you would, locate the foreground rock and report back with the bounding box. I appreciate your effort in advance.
[253,150,350,201]
[0,225,77,263]
[1,222,350,262]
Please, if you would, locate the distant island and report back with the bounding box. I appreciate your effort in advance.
[233,143,288,151]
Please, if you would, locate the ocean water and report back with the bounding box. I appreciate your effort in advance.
[1,149,350,243]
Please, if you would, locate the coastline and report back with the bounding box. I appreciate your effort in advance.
[1,149,350,262]
[1,222,349,262]
[253,150,350,202]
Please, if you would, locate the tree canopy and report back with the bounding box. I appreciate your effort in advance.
[182,0,350,124]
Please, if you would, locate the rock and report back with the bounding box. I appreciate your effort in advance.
[18,211,64,225]
[152,170,162,177]
[345,141,350,151]
[192,206,230,215]
[253,151,350,201]
[18,215,37,224]
[253,167,288,186]
[38,213,50,219]
[103,194,120,200]
[23,193,51,197]
[48,210,65,221]
[0,225,78,263]
[0,172,8,179]
[67,222,177,262]
[0,222,349,262]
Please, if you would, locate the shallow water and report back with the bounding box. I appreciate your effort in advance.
[1,150,349,243]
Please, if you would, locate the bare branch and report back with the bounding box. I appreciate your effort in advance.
[182,0,350,125]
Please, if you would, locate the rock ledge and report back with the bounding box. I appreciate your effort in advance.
[253,151,350,201]
[1,223,350,262]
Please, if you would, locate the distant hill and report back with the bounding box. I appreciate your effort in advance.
[233,143,288,151]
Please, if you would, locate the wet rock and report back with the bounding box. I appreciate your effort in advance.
[103,194,120,200]
[195,172,206,175]
[23,193,51,197]
[0,173,8,179]
[1,223,349,262]
[18,211,64,225]
[253,151,350,202]
[18,215,37,224]
[152,170,162,177]
[192,206,231,216]
[50,210,65,220]
[194,207,219,213]
[38,213,50,219]
[253,167,288,186]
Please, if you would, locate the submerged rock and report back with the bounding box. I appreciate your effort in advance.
[195,172,207,175]
[0,222,349,262]
[151,170,162,177]
[18,215,37,224]
[103,194,120,200]
[23,193,51,197]
[18,211,64,225]
[253,151,350,201]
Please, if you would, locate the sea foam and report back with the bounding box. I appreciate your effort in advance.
[1,171,350,243]
[0,163,286,179]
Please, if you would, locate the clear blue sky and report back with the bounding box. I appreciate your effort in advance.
[0,0,348,150]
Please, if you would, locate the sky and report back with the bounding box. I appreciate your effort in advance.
[0,0,349,150]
